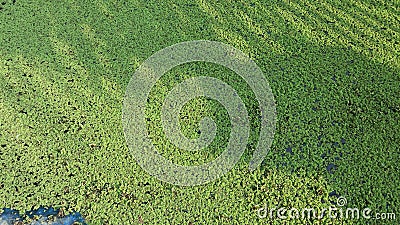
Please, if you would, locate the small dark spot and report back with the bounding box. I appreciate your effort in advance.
[1,144,6,147]
[209,193,215,199]
[321,153,326,159]
[329,190,339,197]
[327,163,337,174]
[340,138,346,144]
[285,147,293,155]
[389,106,399,113]
[138,215,144,224]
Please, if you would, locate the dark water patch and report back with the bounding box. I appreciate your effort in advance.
[285,146,293,155]
[0,207,86,225]
[326,163,337,174]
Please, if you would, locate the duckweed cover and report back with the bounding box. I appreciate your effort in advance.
[0,0,399,224]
